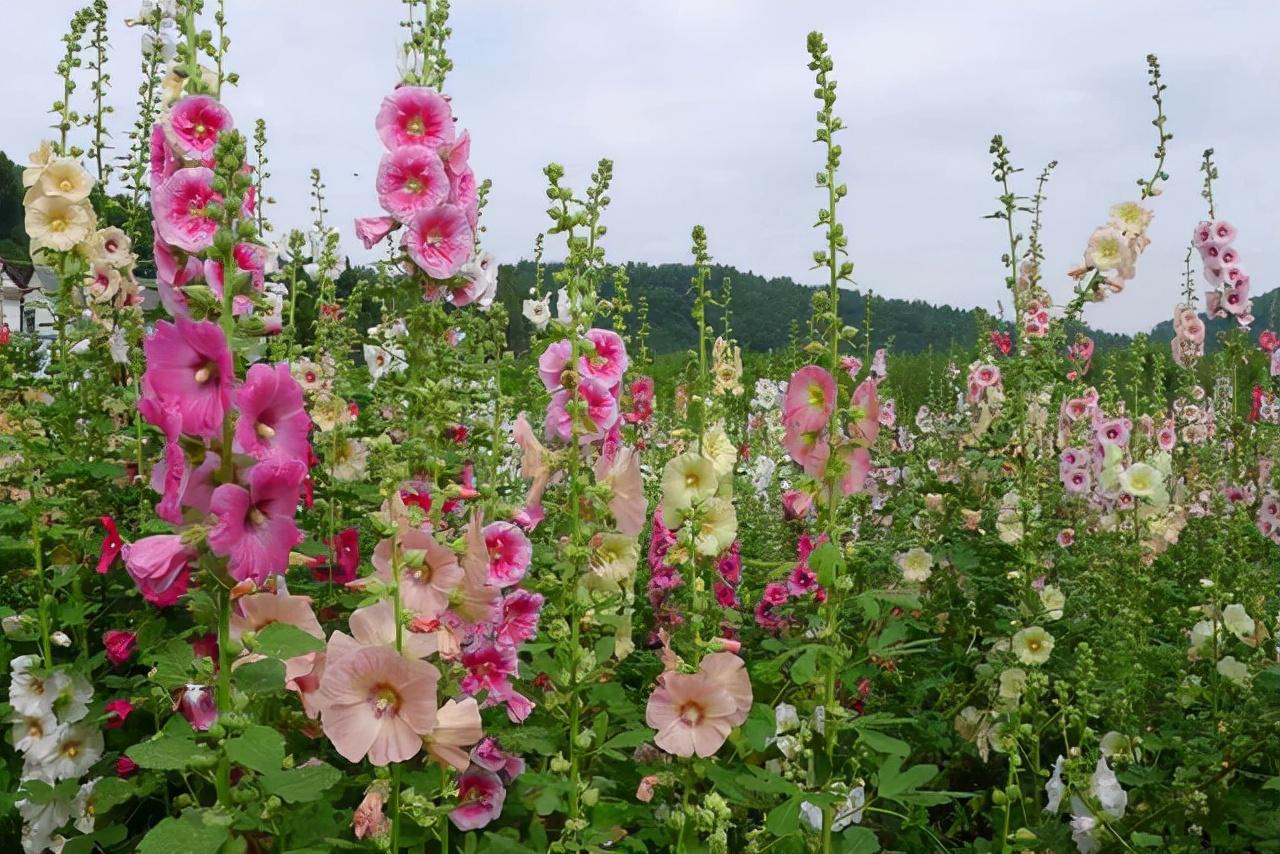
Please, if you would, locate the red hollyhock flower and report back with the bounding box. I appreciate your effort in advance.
[97,516,124,574]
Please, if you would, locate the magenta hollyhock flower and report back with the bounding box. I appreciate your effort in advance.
[580,328,629,388]
[318,645,440,766]
[783,365,837,432]
[449,166,479,229]
[494,589,543,648]
[103,698,136,730]
[121,535,195,607]
[115,756,139,777]
[176,684,219,731]
[482,522,532,588]
[762,581,790,606]
[355,216,396,249]
[537,339,572,390]
[97,516,124,574]
[205,242,268,301]
[714,581,739,608]
[449,766,507,831]
[404,203,472,279]
[376,87,455,151]
[142,318,233,440]
[787,565,819,597]
[234,362,312,464]
[313,527,360,585]
[208,459,307,583]
[165,95,234,161]
[440,130,470,175]
[460,642,517,697]
[153,167,221,253]
[377,146,450,223]
[471,737,526,782]
[103,630,138,666]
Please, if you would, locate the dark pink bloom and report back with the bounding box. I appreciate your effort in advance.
[234,362,311,464]
[787,566,818,597]
[404,203,472,279]
[762,582,790,606]
[471,737,525,782]
[377,146,449,222]
[175,684,218,731]
[482,522,532,588]
[165,95,234,161]
[104,630,138,666]
[97,515,124,574]
[460,642,518,697]
[546,378,619,444]
[121,535,195,607]
[448,767,506,831]
[153,167,221,253]
[208,458,307,583]
[104,698,136,729]
[312,527,360,585]
[714,581,739,608]
[376,87,455,151]
[142,318,233,440]
[495,589,543,648]
[580,329,629,387]
[116,756,138,777]
[355,215,397,249]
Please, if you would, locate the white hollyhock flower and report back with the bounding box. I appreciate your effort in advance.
[1069,797,1100,854]
[28,724,102,783]
[773,703,799,735]
[53,672,93,724]
[73,778,101,834]
[1039,585,1066,621]
[10,712,59,755]
[522,298,551,330]
[1044,755,1066,813]
[1090,757,1127,819]
[18,794,71,854]
[832,786,865,831]
[1222,603,1255,640]
[1217,656,1250,686]
[895,547,934,583]
[555,289,572,324]
[8,657,66,718]
[363,344,405,380]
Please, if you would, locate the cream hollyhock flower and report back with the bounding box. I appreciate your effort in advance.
[30,158,95,203]
[711,337,744,396]
[364,344,406,380]
[590,533,639,587]
[662,453,718,523]
[700,424,737,480]
[1188,619,1218,657]
[693,497,737,557]
[22,141,55,188]
[894,547,933,583]
[1011,626,1054,666]
[1085,225,1135,272]
[522,298,551,330]
[1216,656,1250,686]
[84,226,133,266]
[997,667,1027,705]
[332,439,369,481]
[1108,201,1153,238]
[1221,603,1255,640]
[1038,585,1065,621]
[1118,462,1166,507]
[26,196,95,252]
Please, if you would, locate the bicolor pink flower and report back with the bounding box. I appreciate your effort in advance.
[371,527,463,619]
[153,167,221,253]
[176,684,218,731]
[404,203,472,279]
[1061,467,1091,494]
[781,489,813,521]
[546,377,619,444]
[234,362,311,464]
[121,535,194,607]
[142,318,233,440]
[376,87,455,151]
[471,737,525,782]
[537,339,572,390]
[166,95,234,162]
[482,522,532,588]
[376,145,450,222]
[103,630,138,666]
[440,130,470,175]
[1094,417,1131,447]
[150,123,181,186]
[319,645,440,766]
[460,642,517,698]
[449,166,479,229]
[580,328,629,387]
[353,785,390,841]
[449,766,506,831]
[355,216,396,249]
[782,421,830,471]
[494,589,543,648]
[97,516,123,574]
[208,459,306,583]
[783,365,836,432]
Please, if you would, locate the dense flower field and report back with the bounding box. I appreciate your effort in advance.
[3,2,1280,853]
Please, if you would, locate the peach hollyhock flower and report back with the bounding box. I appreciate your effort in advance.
[354,216,396,250]
[326,600,440,663]
[376,87,455,151]
[353,781,391,840]
[646,652,752,758]
[165,95,234,162]
[25,195,94,252]
[783,365,837,432]
[371,527,462,619]
[453,512,502,625]
[512,413,556,521]
[319,645,440,765]
[152,167,221,253]
[449,766,507,831]
[231,590,323,666]
[376,145,450,223]
[424,697,484,770]
[404,203,472,280]
[594,446,647,536]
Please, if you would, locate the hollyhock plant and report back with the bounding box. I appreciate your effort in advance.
[152,167,221,253]
[376,145,450,222]
[376,86,456,151]
[404,203,473,280]
[449,766,507,831]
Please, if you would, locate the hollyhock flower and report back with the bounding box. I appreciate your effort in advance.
[376,145,449,222]
[103,630,138,666]
[693,498,738,557]
[1084,225,1135,272]
[208,458,307,583]
[104,698,136,730]
[1057,528,1075,548]
[545,378,619,444]
[121,535,195,607]
[646,652,751,758]
[371,527,463,618]
[9,656,64,718]
[848,378,881,446]
[783,421,830,472]
[319,645,440,765]
[895,547,934,583]
[313,527,360,584]
[482,522,532,588]
[787,565,818,597]
[522,297,551,330]
[1012,626,1054,666]
[142,318,233,439]
[835,444,873,497]
[404,203,472,279]
[234,362,311,464]
[25,195,94,251]
[115,756,138,777]
[461,642,518,697]
[175,684,218,731]
[1094,417,1131,447]
[424,697,484,770]
[204,241,267,304]
[537,339,573,390]
[449,767,507,831]
[662,453,718,521]
[376,87,455,151]
[153,167,221,253]
[472,737,525,781]
[495,589,544,648]
[594,446,647,536]
[97,516,123,574]
[580,328,629,387]
[11,710,58,753]
[35,724,103,783]
[364,343,407,380]
[231,590,323,649]
[783,365,836,432]
[355,215,397,249]
[33,157,94,202]
[166,95,233,161]
[781,489,813,521]
[353,782,390,841]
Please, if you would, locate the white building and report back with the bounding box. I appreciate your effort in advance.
[0,262,57,340]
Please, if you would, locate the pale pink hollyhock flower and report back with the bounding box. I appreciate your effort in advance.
[1061,467,1091,495]
[150,123,181,186]
[153,167,221,253]
[471,737,525,781]
[424,697,484,770]
[208,458,307,584]
[231,591,323,657]
[482,522,532,588]
[1058,529,1075,548]
[103,630,138,666]
[781,488,813,521]
[142,318,233,440]
[175,684,218,731]
[782,421,829,471]
[166,95,234,162]
[594,446,647,536]
[121,535,194,607]
[453,513,503,625]
[376,145,449,222]
[353,782,390,841]
[1094,417,1131,447]
[839,355,862,380]
[234,362,311,464]
[580,328,630,387]
[848,378,880,447]
[325,599,439,663]
[783,365,836,432]
[537,339,572,390]
[646,652,752,758]
[449,767,507,831]
[376,87,455,151]
[494,589,543,649]
[1157,422,1177,451]
[835,444,873,497]
[636,775,658,803]
[354,216,396,250]
[404,203,472,279]
[371,527,463,619]
[319,645,440,765]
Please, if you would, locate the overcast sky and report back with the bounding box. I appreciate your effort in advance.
[3,1,1278,333]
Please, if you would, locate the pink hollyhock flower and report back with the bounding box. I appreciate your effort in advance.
[376,145,450,222]
[537,339,572,390]
[836,444,873,497]
[482,522,532,588]
[781,489,813,521]
[404,203,472,279]
[234,362,311,464]
[97,516,124,574]
[318,645,440,765]
[449,766,507,831]
[371,527,463,618]
[353,783,390,841]
[783,365,837,432]
[848,378,880,447]
[787,565,819,597]
[448,166,479,230]
[546,378,620,444]
[492,685,535,723]
[355,216,396,249]
[762,581,790,606]
[471,737,525,782]
[580,328,629,387]
[142,318,234,440]
[1094,417,1131,447]
[494,589,544,648]
[424,697,484,770]
[231,590,323,643]
[313,527,360,585]
[104,630,138,666]
[782,421,829,471]
[440,130,471,175]
[1061,467,1091,494]
[208,459,307,583]
[153,167,221,253]
[376,87,455,151]
[714,581,739,608]
[595,446,647,536]
[104,698,135,730]
[166,95,234,161]
[116,756,139,778]
[176,684,218,731]
[636,775,658,802]
[460,642,518,697]
[121,535,195,607]
[717,547,742,585]
[150,123,181,186]
[646,652,752,758]
[326,600,440,664]
[204,242,268,301]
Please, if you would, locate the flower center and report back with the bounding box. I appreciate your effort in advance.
[194,364,214,383]
[679,702,705,726]
[1027,639,1041,653]
[372,685,400,717]
[256,422,276,439]
[59,179,74,192]
[195,122,207,137]
[249,507,269,526]
[405,177,423,194]
[64,742,80,759]
[406,116,425,137]
[50,217,68,232]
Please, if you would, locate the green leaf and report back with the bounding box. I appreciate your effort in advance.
[743,703,776,752]
[127,736,214,771]
[261,762,341,803]
[790,648,817,684]
[809,542,842,588]
[236,657,286,694]
[876,754,938,801]
[858,729,911,757]
[137,811,231,854]
[1131,831,1164,848]
[89,777,136,812]
[145,638,196,689]
[254,623,324,659]
[766,796,802,837]
[839,827,881,854]
[1263,777,1280,791]
[225,725,286,773]
[599,730,652,751]
[62,824,128,854]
